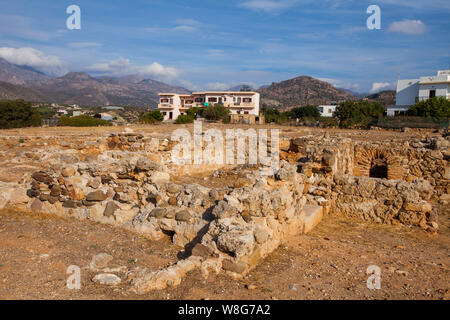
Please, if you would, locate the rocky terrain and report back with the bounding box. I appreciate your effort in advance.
[0,124,448,299]
[258,76,357,108]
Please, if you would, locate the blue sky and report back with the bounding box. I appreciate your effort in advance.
[0,0,449,92]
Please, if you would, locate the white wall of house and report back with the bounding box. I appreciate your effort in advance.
[418,83,449,101]
[317,105,336,117]
[396,79,419,106]
[395,70,450,109]
[158,92,260,121]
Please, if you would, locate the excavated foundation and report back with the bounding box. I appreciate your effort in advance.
[0,129,448,293]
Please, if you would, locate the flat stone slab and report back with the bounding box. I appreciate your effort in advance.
[304,205,323,234]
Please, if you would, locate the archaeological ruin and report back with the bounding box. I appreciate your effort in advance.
[0,127,448,294]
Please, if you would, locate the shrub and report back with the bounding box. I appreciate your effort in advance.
[60,115,112,127]
[201,105,231,121]
[0,99,42,129]
[262,107,290,123]
[175,114,195,124]
[406,97,450,119]
[334,100,384,128]
[289,105,320,119]
[140,110,164,124]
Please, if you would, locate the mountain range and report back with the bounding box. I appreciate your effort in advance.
[0,57,395,108]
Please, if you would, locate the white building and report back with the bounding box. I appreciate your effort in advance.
[388,69,450,116]
[158,91,260,121]
[317,105,336,117]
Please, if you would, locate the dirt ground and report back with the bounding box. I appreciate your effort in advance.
[0,208,448,300]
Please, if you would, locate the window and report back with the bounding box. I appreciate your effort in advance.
[318,107,323,113]
[429,90,436,98]
[185,100,193,104]
[243,98,252,103]
[208,97,217,102]
[195,98,204,102]
[160,99,169,103]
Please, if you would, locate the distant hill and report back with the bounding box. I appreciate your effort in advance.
[0,59,190,107]
[365,90,396,106]
[258,76,357,109]
[0,57,50,85]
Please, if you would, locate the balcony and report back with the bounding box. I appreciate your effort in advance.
[158,103,174,109]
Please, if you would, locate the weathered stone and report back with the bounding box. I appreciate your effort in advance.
[254,227,270,244]
[191,243,214,258]
[403,201,432,212]
[90,253,114,270]
[48,196,59,204]
[149,208,167,219]
[167,197,176,206]
[222,260,247,274]
[50,185,61,197]
[82,199,97,207]
[92,273,121,286]
[30,198,43,212]
[149,171,170,184]
[167,184,180,194]
[63,200,78,208]
[31,171,52,184]
[136,158,160,172]
[61,167,76,177]
[86,190,107,202]
[175,210,191,222]
[104,201,120,217]
[39,193,50,201]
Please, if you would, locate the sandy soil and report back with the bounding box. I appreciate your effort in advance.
[0,209,448,300]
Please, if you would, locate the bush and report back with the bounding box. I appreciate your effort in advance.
[201,105,231,121]
[289,105,320,119]
[406,97,450,119]
[37,106,56,119]
[60,115,112,127]
[0,99,42,129]
[140,110,164,124]
[334,100,384,128]
[262,107,290,124]
[175,114,195,124]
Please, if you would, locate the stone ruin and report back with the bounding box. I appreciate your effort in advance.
[0,129,448,293]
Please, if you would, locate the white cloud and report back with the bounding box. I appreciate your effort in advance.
[204,82,230,90]
[238,0,298,12]
[86,57,179,82]
[0,47,67,76]
[370,82,395,93]
[388,20,428,35]
[318,78,360,91]
[68,42,103,48]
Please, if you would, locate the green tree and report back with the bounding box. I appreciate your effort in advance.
[0,99,42,129]
[60,115,112,127]
[201,104,231,121]
[289,105,320,119]
[175,114,195,124]
[140,110,164,124]
[407,97,450,119]
[334,100,384,128]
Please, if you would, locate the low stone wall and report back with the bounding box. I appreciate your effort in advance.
[331,175,437,231]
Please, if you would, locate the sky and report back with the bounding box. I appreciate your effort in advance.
[0,0,449,93]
